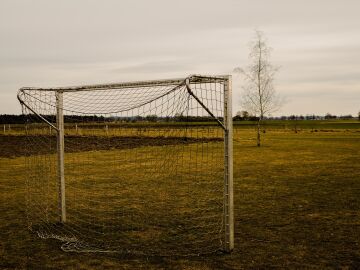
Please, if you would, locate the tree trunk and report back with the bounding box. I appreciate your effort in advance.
[257,119,261,147]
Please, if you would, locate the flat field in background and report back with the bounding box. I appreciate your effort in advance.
[3,119,360,136]
[1,121,360,269]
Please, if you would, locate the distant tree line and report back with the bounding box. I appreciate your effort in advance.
[0,114,116,124]
[232,111,259,121]
[0,114,218,124]
[0,114,28,124]
[232,111,358,121]
[0,112,359,124]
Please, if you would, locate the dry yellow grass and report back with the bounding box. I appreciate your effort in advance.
[0,127,360,268]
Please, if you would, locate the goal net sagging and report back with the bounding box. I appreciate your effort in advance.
[17,75,233,256]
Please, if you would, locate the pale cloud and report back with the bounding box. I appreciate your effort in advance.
[0,0,359,115]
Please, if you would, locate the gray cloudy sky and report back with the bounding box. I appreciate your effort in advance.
[1,0,359,116]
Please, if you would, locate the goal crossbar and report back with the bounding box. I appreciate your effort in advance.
[17,74,229,130]
[17,74,228,92]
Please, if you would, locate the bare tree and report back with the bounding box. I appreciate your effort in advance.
[234,30,282,147]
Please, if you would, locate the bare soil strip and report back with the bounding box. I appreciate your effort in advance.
[0,135,222,158]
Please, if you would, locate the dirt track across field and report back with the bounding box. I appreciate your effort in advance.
[0,135,222,158]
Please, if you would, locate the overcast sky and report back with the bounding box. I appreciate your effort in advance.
[0,0,359,116]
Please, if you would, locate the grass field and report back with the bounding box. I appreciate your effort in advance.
[1,123,360,269]
[3,119,360,136]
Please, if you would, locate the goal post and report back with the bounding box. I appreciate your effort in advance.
[55,90,66,223]
[17,74,234,255]
[223,76,234,252]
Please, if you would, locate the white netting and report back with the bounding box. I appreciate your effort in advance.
[18,75,228,256]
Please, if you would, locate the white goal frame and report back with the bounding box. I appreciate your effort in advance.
[17,74,234,253]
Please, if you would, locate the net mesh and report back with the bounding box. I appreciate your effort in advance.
[18,75,227,256]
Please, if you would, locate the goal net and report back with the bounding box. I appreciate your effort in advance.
[17,75,233,256]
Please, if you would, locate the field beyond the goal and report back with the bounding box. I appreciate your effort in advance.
[0,126,360,268]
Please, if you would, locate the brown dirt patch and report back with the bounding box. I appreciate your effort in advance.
[0,135,222,158]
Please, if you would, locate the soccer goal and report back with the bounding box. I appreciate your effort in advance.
[17,74,233,256]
